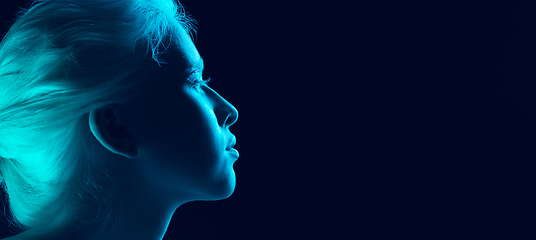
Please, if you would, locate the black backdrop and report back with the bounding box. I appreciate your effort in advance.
[1,0,536,239]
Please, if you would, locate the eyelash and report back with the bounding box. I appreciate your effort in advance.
[188,77,211,88]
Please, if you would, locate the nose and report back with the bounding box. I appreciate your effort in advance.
[210,89,239,128]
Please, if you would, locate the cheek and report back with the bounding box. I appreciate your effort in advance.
[136,86,226,174]
[178,90,221,147]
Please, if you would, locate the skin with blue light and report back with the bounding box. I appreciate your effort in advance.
[3,24,239,240]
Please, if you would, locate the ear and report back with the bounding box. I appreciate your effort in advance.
[89,105,138,159]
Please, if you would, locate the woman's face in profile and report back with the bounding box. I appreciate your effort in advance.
[123,27,239,202]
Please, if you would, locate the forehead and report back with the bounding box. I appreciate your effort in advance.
[170,26,203,76]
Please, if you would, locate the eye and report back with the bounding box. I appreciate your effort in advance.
[187,77,211,89]
[187,70,211,89]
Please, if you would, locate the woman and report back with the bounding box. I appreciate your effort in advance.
[0,0,239,239]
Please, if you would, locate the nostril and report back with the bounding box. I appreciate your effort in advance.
[227,109,238,127]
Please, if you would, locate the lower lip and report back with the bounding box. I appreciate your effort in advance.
[227,148,239,160]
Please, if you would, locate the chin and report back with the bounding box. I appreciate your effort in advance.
[203,171,237,201]
[216,175,237,200]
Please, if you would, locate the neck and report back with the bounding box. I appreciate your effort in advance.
[48,162,188,240]
[60,166,186,240]
[62,203,178,240]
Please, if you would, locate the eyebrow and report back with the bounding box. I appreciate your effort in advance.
[187,57,205,76]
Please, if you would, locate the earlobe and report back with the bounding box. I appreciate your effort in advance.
[89,106,138,159]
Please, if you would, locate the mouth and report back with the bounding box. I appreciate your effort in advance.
[226,135,236,150]
[228,147,239,159]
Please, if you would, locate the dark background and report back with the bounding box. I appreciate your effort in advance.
[2,0,536,239]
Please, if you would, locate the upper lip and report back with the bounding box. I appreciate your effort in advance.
[226,135,236,150]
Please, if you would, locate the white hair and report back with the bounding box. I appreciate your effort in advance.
[0,0,195,235]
